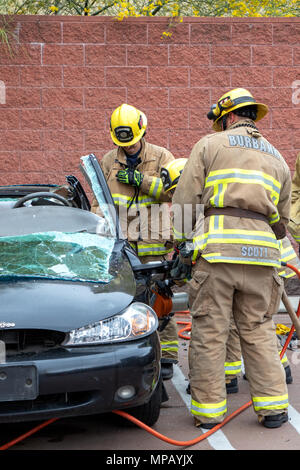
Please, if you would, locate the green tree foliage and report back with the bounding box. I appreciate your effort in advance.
[0,0,299,18]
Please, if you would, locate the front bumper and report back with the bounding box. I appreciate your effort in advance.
[0,332,160,423]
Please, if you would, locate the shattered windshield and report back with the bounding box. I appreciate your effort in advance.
[0,232,114,283]
[0,155,119,283]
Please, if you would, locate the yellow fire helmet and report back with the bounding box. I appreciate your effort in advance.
[160,158,188,193]
[207,88,269,132]
[110,103,147,146]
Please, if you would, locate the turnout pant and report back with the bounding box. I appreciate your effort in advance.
[188,258,288,426]
[225,318,290,381]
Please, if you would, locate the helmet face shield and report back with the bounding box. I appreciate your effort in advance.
[160,168,172,192]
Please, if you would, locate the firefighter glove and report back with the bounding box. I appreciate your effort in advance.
[116,168,144,187]
[170,242,193,281]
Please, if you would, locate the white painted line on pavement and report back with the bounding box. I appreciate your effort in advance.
[172,364,235,450]
[287,405,300,434]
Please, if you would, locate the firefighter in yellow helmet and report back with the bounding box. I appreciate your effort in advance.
[161,158,188,195]
[91,103,178,380]
[172,88,291,429]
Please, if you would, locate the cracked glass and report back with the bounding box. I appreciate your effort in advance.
[0,155,118,284]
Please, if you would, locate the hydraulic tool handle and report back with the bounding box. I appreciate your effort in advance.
[281,290,300,342]
[280,262,300,359]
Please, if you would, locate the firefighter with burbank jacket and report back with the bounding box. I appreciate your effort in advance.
[172,88,291,429]
[91,103,178,380]
[162,160,297,396]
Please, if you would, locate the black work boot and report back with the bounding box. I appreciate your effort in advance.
[200,422,219,430]
[161,360,174,380]
[261,413,289,429]
[225,377,239,394]
[285,365,293,384]
[186,378,238,395]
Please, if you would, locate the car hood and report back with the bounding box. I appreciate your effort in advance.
[0,249,136,331]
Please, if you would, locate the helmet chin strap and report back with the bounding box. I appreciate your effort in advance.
[222,115,228,131]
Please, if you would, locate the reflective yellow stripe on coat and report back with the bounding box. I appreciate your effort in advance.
[192,215,280,267]
[205,168,281,208]
[112,193,159,209]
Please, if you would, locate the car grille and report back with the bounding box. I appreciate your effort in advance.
[0,329,66,356]
[0,391,98,414]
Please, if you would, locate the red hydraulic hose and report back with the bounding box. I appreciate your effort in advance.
[0,418,58,451]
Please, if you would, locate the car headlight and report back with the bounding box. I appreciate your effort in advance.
[63,302,158,346]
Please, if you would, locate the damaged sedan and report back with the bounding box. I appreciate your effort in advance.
[0,154,181,426]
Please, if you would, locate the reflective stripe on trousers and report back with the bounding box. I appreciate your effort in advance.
[252,394,289,412]
[191,399,227,418]
[161,341,179,353]
[224,361,242,376]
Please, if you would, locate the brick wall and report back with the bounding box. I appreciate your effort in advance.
[0,15,299,186]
